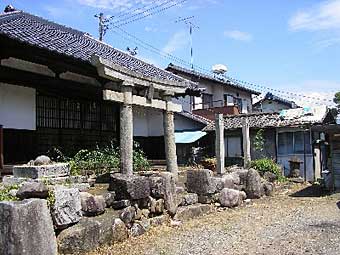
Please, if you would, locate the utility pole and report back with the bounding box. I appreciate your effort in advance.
[175,16,199,70]
[94,13,112,41]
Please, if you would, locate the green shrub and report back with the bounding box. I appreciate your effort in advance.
[250,158,285,181]
[0,185,20,202]
[133,142,150,171]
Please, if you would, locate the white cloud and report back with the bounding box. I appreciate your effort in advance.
[224,30,252,42]
[276,80,339,107]
[162,31,189,54]
[289,0,340,31]
[77,0,154,11]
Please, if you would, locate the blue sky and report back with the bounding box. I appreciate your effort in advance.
[2,0,340,106]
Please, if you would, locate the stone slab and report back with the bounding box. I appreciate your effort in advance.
[174,204,213,222]
[13,163,70,179]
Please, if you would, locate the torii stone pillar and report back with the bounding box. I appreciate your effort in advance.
[120,82,134,175]
[242,117,251,167]
[215,114,225,175]
[163,95,178,181]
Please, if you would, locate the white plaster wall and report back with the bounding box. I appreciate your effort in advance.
[174,114,205,131]
[133,107,164,137]
[0,83,36,130]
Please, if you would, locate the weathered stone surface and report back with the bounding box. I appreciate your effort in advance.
[180,193,198,206]
[174,204,213,222]
[109,174,150,200]
[150,197,165,214]
[104,192,116,207]
[137,218,151,232]
[13,163,70,179]
[263,182,274,196]
[221,172,241,190]
[34,155,52,165]
[129,222,146,237]
[186,169,216,195]
[234,169,249,187]
[112,199,131,209]
[51,186,82,229]
[120,206,136,225]
[0,199,57,255]
[80,192,106,216]
[69,183,90,192]
[198,193,220,204]
[112,218,129,242]
[245,169,263,199]
[219,188,245,208]
[159,172,178,216]
[57,210,126,254]
[150,214,169,227]
[149,176,164,198]
[263,172,278,183]
[16,182,49,199]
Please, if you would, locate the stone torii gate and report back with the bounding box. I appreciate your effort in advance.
[91,56,189,180]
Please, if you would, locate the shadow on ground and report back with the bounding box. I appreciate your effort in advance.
[290,185,333,197]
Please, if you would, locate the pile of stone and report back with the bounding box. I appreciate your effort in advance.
[0,164,275,255]
[185,167,274,209]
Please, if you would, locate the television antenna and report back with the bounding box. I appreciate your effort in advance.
[175,16,199,70]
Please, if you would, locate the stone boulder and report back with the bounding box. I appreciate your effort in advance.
[119,206,136,225]
[50,186,82,229]
[129,222,146,237]
[263,182,274,196]
[16,182,49,199]
[263,172,278,183]
[80,192,106,216]
[34,155,52,165]
[180,193,198,206]
[149,197,165,214]
[112,199,131,209]
[109,174,150,200]
[219,188,245,208]
[234,168,249,188]
[174,204,213,222]
[245,168,263,199]
[198,193,220,204]
[103,192,115,208]
[159,172,178,216]
[221,172,241,190]
[0,199,57,255]
[58,211,128,254]
[150,214,169,227]
[186,169,216,195]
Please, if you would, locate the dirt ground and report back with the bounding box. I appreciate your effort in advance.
[87,183,340,255]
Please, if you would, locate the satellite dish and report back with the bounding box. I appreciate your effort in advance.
[212,64,228,74]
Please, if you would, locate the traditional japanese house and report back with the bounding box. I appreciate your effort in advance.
[0,7,196,176]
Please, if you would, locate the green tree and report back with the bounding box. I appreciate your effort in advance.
[334,92,340,112]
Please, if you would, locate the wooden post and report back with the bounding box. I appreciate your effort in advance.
[215,114,225,175]
[242,118,251,167]
[0,125,3,170]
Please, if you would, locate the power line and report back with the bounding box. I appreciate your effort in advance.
[109,26,335,106]
[111,0,161,20]
[109,0,188,28]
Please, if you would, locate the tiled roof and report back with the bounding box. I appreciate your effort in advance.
[204,106,330,131]
[0,10,189,86]
[166,63,261,95]
[177,111,213,126]
[254,92,297,108]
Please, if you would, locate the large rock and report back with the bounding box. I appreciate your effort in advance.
[16,182,49,199]
[58,211,128,254]
[245,169,263,199]
[263,182,274,196]
[198,193,220,204]
[119,206,136,225]
[0,199,57,255]
[180,193,198,206]
[112,199,131,209]
[234,168,249,188]
[103,192,116,208]
[34,155,52,165]
[149,176,164,198]
[149,197,165,214]
[158,172,178,216]
[129,222,146,237]
[109,174,150,200]
[50,186,82,229]
[219,188,245,208]
[186,169,216,195]
[174,204,213,222]
[150,214,169,227]
[80,192,106,216]
[263,172,278,183]
[13,163,70,179]
[221,172,241,190]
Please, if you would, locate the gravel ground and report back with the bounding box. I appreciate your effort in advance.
[87,183,340,255]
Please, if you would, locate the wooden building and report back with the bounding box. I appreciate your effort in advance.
[0,7,194,176]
